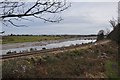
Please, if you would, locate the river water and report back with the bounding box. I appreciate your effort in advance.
[1,39,96,55]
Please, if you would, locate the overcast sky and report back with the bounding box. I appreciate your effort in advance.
[2,2,118,35]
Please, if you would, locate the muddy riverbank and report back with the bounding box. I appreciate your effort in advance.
[2,38,81,50]
[2,38,96,55]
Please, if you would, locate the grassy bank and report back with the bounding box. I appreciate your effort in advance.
[2,40,119,78]
[2,35,65,44]
[0,40,2,44]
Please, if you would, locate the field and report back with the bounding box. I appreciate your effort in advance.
[2,40,119,78]
[2,35,65,44]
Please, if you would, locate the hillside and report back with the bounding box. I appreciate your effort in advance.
[2,40,119,78]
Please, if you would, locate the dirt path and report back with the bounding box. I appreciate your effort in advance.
[1,40,111,60]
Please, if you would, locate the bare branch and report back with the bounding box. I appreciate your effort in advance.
[7,20,27,27]
[0,0,70,27]
[109,18,118,28]
[34,15,63,23]
[24,2,38,15]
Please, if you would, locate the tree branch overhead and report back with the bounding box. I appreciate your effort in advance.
[0,0,70,27]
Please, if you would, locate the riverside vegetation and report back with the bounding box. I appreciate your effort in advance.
[2,40,119,78]
[2,35,65,44]
[2,35,96,44]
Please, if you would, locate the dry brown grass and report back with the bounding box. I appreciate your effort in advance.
[2,40,119,78]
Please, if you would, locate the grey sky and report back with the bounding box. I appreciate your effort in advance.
[2,2,118,35]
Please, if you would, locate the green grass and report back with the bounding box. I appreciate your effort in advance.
[2,36,64,44]
[0,40,2,44]
[105,60,118,78]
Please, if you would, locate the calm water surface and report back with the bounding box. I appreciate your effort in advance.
[1,39,96,55]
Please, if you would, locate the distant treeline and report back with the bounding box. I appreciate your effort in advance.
[3,34,97,37]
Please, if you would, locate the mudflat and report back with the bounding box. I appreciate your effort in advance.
[2,38,79,50]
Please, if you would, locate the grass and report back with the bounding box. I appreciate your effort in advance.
[0,36,1,44]
[105,60,118,78]
[2,35,64,44]
[2,40,119,78]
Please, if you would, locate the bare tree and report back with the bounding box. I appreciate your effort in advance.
[0,0,71,27]
[104,28,110,36]
[97,30,104,41]
[109,18,118,29]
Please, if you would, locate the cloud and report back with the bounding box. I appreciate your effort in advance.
[3,2,117,35]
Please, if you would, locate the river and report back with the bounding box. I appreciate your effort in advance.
[1,39,96,55]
